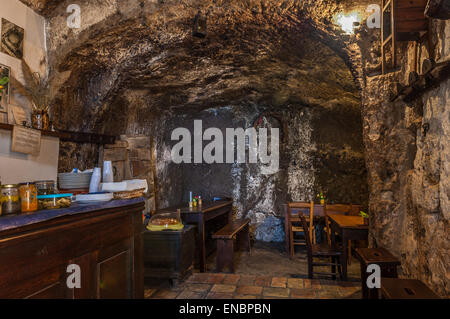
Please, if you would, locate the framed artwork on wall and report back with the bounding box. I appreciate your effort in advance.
[1,18,24,59]
[0,63,11,113]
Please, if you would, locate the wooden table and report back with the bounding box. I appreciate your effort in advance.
[328,214,369,280]
[156,200,233,272]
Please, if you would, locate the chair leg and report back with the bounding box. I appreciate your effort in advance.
[289,228,294,258]
[308,256,313,279]
[331,257,336,280]
[338,256,344,281]
[348,240,352,265]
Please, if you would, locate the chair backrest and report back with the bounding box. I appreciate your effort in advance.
[298,212,313,255]
[288,201,314,243]
[287,201,314,221]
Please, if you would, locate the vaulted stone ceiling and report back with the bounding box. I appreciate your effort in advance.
[20,0,373,130]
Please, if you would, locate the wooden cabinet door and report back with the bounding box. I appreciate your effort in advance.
[96,239,133,299]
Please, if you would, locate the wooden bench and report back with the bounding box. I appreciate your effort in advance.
[355,247,401,299]
[212,218,251,273]
[380,278,439,299]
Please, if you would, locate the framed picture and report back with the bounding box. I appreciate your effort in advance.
[1,18,24,59]
[0,63,11,112]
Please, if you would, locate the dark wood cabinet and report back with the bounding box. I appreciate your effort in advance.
[0,200,145,299]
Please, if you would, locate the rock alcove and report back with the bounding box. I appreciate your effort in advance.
[31,0,368,242]
[18,0,449,296]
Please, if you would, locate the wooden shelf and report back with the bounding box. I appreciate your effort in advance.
[381,0,429,74]
[0,123,117,145]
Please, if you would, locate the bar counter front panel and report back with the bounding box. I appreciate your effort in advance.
[0,198,145,299]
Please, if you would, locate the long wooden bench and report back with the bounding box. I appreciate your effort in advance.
[212,218,251,273]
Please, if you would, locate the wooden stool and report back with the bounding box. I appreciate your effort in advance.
[355,247,400,299]
[381,278,439,299]
[212,219,251,273]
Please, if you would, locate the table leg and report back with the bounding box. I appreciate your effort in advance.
[342,236,348,281]
[198,219,206,273]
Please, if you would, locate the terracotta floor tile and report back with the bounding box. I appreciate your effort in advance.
[316,289,340,299]
[236,285,263,295]
[290,288,318,299]
[211,284,237,293]
[187,273,210,284]
[311,279,321,289]
[176,290,206,299]
[207,273,226,284]
[184,283,212,292]
[234,294,259,299]
[152,289,180,299]
[238,275,256,286]
[271,277,287,288]
[262,287,290,298]
[287,278,304,289]
[222,274,241,285]
[144,288,157,298]
[207,292,233,299]
[254,276,272,287]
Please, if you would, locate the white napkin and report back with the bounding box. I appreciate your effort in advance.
[100,179,148,193]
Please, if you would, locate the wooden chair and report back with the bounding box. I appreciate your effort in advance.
[285,201,315,258]
[298,212,343,280]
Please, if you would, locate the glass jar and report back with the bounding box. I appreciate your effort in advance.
[1,184,21,215]
[19,183,38,213]
[35,180,57,195]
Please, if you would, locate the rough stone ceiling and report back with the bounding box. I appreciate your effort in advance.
[27,0,371,128]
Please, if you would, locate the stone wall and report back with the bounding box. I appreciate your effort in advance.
[147,101,366,242]
[360,19,450,297]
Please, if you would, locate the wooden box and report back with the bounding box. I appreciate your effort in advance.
[143,225,196,286]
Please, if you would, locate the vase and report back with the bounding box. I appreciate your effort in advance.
[32,109,50,130]
[320,199,325,205]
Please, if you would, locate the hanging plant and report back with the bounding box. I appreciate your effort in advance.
[10,60,70,112]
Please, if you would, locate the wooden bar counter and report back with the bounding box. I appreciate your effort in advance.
[0,198,145,299]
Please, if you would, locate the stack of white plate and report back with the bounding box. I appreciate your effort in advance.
[74,192,113,204]
[58,172,93,190]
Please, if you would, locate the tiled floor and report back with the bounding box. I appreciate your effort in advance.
[144,242,363,299]
[145,273,361,299]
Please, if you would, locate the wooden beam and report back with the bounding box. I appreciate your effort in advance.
[0,123,117,145]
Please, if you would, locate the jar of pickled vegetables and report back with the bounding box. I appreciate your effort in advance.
[1,184,21,215]
[19,182,38,213]
[35,180,57,195]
